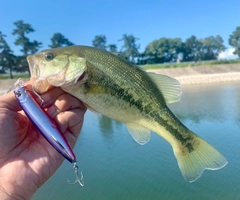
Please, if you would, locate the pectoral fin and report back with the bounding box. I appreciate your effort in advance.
[147,72,182,104]
[126,123,151,145]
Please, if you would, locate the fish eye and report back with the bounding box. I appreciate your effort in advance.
[45,53,54,61]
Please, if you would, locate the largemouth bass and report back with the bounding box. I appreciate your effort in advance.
[27,45,227,182]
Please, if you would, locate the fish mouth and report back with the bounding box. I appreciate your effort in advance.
[32,79,53,94]
[26,55,86,94]
[27,55,52,94]
[27,56,39,79]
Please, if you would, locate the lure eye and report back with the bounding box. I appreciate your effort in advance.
[45,53,54,61]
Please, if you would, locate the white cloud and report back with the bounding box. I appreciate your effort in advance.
[218,48,238,60]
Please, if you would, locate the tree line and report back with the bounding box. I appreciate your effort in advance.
[0,20,240,78]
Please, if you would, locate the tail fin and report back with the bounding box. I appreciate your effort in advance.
[173,136,228,183]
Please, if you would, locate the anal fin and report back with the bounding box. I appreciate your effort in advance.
[126,123,151,145]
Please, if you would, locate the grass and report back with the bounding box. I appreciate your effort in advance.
[141,59,240,70]
[0,73,30,80]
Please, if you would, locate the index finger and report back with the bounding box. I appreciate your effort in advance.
[40,87,66,108]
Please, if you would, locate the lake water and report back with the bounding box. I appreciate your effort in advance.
[32,82,240,200]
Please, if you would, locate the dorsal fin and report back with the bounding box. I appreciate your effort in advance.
[147,72,182,104]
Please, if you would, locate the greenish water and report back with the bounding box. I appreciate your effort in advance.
[32,82,240,200]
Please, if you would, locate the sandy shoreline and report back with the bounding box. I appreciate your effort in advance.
[1,64,240,95]
[147,64,240,85]
[172,72,240,85]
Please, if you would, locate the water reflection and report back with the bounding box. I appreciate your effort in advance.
[32,82,240,200]
[98,115,123,139]
[169,82,240,126]
[99,115,114,135]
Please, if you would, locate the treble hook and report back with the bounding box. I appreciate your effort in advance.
[67,162,84,186]
[31,84,45,107]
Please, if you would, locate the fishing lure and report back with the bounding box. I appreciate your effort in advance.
[13,78,84,186]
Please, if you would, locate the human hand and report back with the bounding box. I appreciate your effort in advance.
[0,80,86,200]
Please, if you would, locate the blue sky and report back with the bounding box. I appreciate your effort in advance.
[1,0,239,58]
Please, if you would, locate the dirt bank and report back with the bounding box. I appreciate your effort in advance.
[147,64,240,84]
[0,78,28,95]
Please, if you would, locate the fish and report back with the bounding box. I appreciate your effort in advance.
[27,45,227,182]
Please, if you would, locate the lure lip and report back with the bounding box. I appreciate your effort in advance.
[14,82,76,163]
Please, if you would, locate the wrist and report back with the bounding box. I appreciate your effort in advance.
[0,183,34,200]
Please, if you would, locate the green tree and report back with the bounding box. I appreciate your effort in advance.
[119,34,140,63]
[12,20,42,74]
[92,35,107,49]
[200,35,225,60]
[144,39,163,63]
[49,33,74,48]
[108,44,117,52]
[0,31,18,78]
[229,26,240,57]
[12,20,42,55]
[144,38,182,63]
[183,35,225,61]
[182,35,202,62]
[165,38,182,62]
